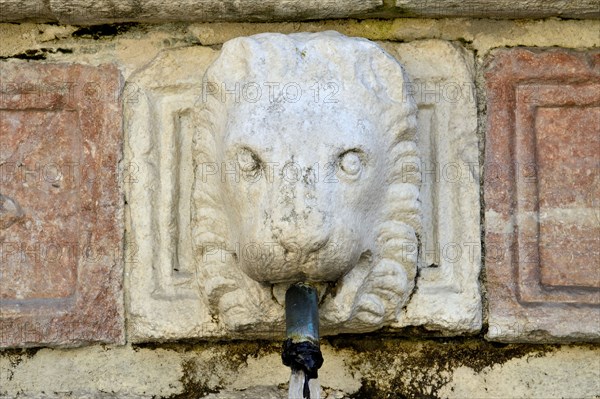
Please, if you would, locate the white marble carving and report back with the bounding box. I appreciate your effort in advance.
[125,47,221,341]
[193,32,420,334]
[380,41,481,333]
[125,33,481,341]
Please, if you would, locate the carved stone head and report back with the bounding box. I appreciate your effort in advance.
[192,31,421,332]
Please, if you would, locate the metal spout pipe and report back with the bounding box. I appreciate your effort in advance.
[282,283,323,399]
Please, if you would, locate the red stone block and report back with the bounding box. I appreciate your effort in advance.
[484,48,600,342]
[0,63,124,347]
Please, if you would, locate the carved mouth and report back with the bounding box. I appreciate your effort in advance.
[272,281,330,306]
[237,235,359,285]
[281,236,330,265]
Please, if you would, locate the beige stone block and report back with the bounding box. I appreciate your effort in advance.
[395,0,600,19]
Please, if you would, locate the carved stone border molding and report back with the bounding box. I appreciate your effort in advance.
[381,41,481,334]
[124,47,220,341]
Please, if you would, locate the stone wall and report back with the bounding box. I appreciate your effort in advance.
[1,11,599,399]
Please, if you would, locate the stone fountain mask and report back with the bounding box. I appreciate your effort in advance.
[192,31,422,333]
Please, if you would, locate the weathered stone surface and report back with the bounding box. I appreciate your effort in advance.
[395,0,600,19]
[1,341,598,398]
[0,0,597,24]
[125,34,480,341]
[0,0,383,24]
[194,32,423,335]
[2,19,599,66]
[0,62,124,347]
[484,48,600,342]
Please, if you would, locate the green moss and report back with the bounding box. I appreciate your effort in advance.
[327,336,558,398]
[222,340,280,367]
[152,340,280,398]
[165,358,220,399]
[347,19,396,40]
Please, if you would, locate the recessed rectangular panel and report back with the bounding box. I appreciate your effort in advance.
[0,63,124,347]
[535,106,600,289]
[1,110,80,302]
[485,48,600,342]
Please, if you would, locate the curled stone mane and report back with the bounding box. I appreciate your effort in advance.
[192,31,420,334]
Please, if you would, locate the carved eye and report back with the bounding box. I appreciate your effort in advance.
[237,148,261,172]
[339,150,363,176]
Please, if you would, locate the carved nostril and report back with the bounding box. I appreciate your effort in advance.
[279,234,329,259]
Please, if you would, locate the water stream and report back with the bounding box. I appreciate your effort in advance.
[289,370,320,399]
